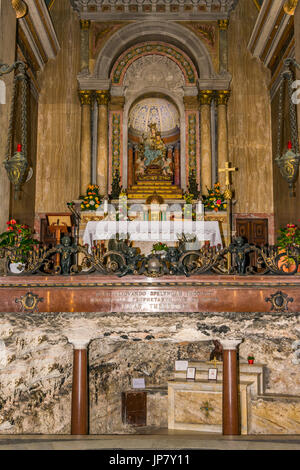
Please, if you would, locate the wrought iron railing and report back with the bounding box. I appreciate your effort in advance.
[0,237,299,277]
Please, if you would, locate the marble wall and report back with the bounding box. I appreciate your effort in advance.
[35,0,81,213]
[227,0,274,219]
[0,310,299,435]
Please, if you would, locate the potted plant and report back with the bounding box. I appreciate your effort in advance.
[276,224,300,273]
[202,182,227,212]
[0,219,38,272]
[247,355,255,365]
[152,242,169,257]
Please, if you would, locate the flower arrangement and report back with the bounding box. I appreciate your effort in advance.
[247,355,255,364]
[81,184,102,211]
[152,242,169,253]
[277,224,300,252]
[183,192,194,204]
[0,219,38,262]
[202,183,227,212]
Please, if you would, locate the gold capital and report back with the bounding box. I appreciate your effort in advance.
[95,90,110,106]
[79,90,93,106]
[218,19,229,30]
[80,19,91,30]
[215,90,231,106]
[199,90,214,106]
[11,0,27,18]
[284,0,298,15]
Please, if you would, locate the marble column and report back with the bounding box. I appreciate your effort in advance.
[216,90,230,189]
[174,143,180,186]
[0,1,16,231]
[199,90,213,194]
[96,90,110,196]
[79,90,93,196]
[70,338,90,435]
[218,20,229,74]
[220,338,243,436]
[79,20,90,74]
[128,143,134,188]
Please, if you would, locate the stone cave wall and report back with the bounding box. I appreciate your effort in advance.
[0,311,299,435]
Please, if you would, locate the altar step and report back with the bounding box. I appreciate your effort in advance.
[127,180,183,200]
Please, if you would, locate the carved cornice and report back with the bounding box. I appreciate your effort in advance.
[218,19,229,31]
[95,90,110,106]
[109,95,125,110]
[11,0,28,19]
[79,89,93,106]
[215,90,230,105]
[199,89,214,106]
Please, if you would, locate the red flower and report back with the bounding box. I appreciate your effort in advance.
[9,219,16,225]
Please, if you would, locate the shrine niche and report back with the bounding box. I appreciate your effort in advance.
[127,97,182,200]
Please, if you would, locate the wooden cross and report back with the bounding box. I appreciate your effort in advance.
[219,162,237,187]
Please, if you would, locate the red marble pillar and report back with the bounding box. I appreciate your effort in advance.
[174,144,180,186]
[220,339,242,435]
[71,342,89,435]
[128,144,134,188]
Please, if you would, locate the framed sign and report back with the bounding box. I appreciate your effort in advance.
[208,368,218,381]
[175,360,188,371]
[186,367,196,380]
[132,378,145,389]
[46,214,72,227]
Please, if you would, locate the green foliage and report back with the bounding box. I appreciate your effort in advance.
[202,182,227,212]
[0,219,38,262]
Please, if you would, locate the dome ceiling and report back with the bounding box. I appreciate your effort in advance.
[129,97,179,134]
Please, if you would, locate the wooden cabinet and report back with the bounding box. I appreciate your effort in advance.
[122,391,147,426]
[236,218,268,269]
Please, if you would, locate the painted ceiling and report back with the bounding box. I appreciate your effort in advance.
[129,98,179,134]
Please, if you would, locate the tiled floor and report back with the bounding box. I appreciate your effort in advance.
[0,430,300,450]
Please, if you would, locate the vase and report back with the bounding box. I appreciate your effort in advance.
[9,262,25,274]
[248,359,254,365]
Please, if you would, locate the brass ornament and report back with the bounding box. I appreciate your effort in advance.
[79,90,93,106]
[275,148,300,191]
[215,90,230,106]
[283,0,298,15]
[218,19,229,31]
[265,291,294,312]
[11,0,28,19]
[95,90,110,106]
[15,292,44,313]
[199,90,214,106]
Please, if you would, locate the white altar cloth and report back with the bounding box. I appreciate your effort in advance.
[82,220,222,251]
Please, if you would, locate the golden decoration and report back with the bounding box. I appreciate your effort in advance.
[79,90,93,106]
[215,90,231,106]
[80,19,91,30]
[11,0,27,19]
[199,90,214,106]
[218,19,229,31]
[95,90,110,106]
[283,0,298,15]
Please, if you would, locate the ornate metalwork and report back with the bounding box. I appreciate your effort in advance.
[15,292,44,313]
[265,291,294,312]
[0,61,29,197]
[0,237,299,278]
[275,58,300,195]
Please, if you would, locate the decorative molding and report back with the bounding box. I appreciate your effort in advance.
[79,89,93,106]
[110,42,198,86]
[15,292,44,313]
[265,291,294,312]
[218,19,229,30]
[187,113,197,174]
[80,19,91,29]
[199,89,214,105]
[70,0,239,20]
[95,90,110,106]
[215,89,230,105]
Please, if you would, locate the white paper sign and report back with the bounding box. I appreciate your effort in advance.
[132,378,145,389]
[175,360,188,371]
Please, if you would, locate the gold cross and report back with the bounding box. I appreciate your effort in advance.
[219,162,237,186]
[211,356,218,368]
